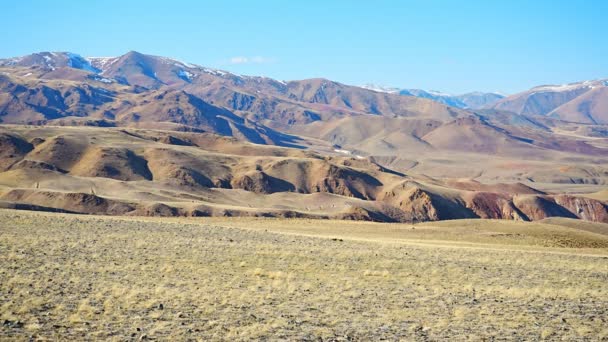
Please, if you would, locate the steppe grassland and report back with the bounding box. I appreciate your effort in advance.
[1,210,607,340]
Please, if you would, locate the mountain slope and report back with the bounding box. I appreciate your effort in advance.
[455,92,505,109]
[492,79,608,124]
[548,86,608,124]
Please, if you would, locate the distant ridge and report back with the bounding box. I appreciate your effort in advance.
[361,84,505,109]
[492,79,608,124]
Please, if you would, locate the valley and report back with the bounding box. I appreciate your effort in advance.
[2,2,607,341]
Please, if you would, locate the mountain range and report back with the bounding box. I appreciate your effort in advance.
[0,51,606,223]
[361,84,505,109]
[363,78,608,124]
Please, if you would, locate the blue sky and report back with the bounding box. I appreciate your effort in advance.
[1,0,606,94]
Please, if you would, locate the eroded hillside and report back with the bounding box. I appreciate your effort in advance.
[0,125,606,223]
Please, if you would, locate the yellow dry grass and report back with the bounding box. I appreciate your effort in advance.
[1,209,607,340]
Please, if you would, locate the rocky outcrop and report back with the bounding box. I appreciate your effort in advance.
[398,187,440,221]
[553,195,608,223]
[512,195,608,223]
[463,192,528,221]
[231,171,294,194]
[380,184,477,222]
[162,167,216,188]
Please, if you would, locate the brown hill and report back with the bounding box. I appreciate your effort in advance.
[291,116,439,155]
[69,147,152,181]
[0,132,34,170]
[1,125,605,224]
[420,116,537,154]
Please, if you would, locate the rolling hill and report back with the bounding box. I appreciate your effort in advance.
[0,125,606,223]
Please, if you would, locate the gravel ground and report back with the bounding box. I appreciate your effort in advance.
[1,210,607,340]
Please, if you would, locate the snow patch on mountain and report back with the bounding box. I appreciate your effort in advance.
[171,59,199,69]
[361,83,400,93]
[39,54,55,70]
[177,69,195,81]
[203,68,227,76]
[0,56,22,66]
[158,57,199,69]
[86,57,119,73]
[89,75,114,83]
[530,80,606,93]
[334,148,365,159]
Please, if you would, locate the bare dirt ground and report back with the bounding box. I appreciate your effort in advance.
[1,209,607,340]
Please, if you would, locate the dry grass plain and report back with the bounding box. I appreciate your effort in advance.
[1,209,608,340]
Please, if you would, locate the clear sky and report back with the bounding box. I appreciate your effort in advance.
[1,0,606,94]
